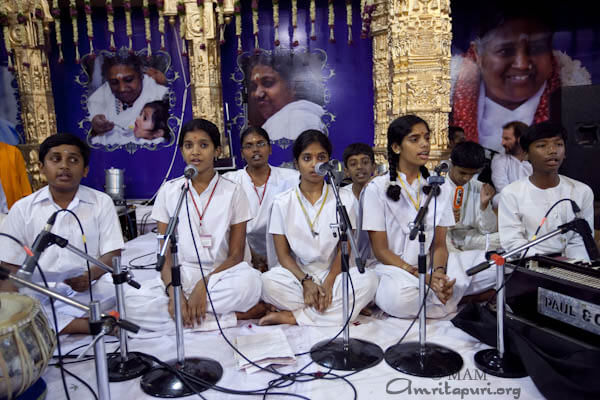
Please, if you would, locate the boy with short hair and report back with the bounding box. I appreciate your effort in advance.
[341,143,376,203]
[499,121,594,261]
[0,133,124,334]
[447,141,499,251]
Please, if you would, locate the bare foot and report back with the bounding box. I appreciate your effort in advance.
[258,311,297,326]
[236,302,272,320]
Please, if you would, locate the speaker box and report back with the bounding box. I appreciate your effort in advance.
[550,85,600,201]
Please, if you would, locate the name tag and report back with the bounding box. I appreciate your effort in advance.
[538,287,600,335]
[198,234,213,248]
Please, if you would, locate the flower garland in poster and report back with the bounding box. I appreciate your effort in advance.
[309,0,316,41]
[51,0,63,62]
[2,24,12,70]
[84,0,94,54]
[328,0,335,43]
[157,0,166,50]
[177,2,188,57]
[273,0,279,46]
[35,8,45,50]
[346,0,352,44]
[124,0,133,48]
[291,0,298,46]
[69,0,80,63]
[217,0,225,45]
[235,0,242,54]
[107,0,116,51]
[143,0,152,55]
[197,0,205,50]
[361,0,375,39]
[252,0,258,49]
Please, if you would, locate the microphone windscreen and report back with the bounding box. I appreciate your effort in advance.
[184,164,198,179]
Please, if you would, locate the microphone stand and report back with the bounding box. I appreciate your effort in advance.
[10,231,149,382]
[107,256,151,381]
[385,174,464,377]
[310,172,384,371]
[141,182,222,397]
[0,266,140,400]
[465,217,594,378]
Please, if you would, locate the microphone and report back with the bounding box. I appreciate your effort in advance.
[17,211,59,280]
[184,164,198,179]
[564,200,598,261]
[315,160,342,176]
[433,161,449,175]
[453,186,464,210]
[567,218,600,262]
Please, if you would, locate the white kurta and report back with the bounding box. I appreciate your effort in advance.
[87,74,168,146]
[339,184,359,220]
[498,175,595,262]
[223,165,299,258]
[262,184,378,326]
[125,173,262,332]
[262,100,326,142]
[446,177,499,252]
[491,154,533,207]
[0,186,124,331]
[361,173,495,318]
[477,81,545,154]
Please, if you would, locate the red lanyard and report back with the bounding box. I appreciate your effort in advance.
[189,176,220,226]
[250,167,271,205]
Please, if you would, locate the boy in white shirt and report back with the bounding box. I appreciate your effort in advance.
[0,134,124,334]
[499,121,594,261]
[447,141,499,251]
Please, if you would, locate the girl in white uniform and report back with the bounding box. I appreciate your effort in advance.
[259,130,378,326]
[224,126,298,271]
[361,115,495,319]
[125,119,263,332]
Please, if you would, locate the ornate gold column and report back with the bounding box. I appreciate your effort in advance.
[164,0,233,157]
[1,0,55,189]
[372,0,452,165]
[370,0,391,165]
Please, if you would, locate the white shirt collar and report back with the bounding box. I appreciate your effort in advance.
[477,81,546,153]
[31,185,94,209]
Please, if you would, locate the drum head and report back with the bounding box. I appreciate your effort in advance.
[0,293,35,331]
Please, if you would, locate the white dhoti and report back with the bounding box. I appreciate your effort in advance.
[124,262,262,333]
[261,266,378,326]
[23,277,116,333]
[373,250,496,319]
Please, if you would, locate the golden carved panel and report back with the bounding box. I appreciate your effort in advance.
[3,1,55,189]
[371,0,452,165]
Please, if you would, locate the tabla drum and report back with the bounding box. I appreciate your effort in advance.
[0,293,56,400]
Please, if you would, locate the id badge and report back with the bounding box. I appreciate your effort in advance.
[199,234,213,248]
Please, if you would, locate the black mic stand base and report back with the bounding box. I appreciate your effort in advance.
[108,351,152,382]
[474,348,526,378]
[140,357,223,398]
[310,337,384,371]
[384,341,463,378]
